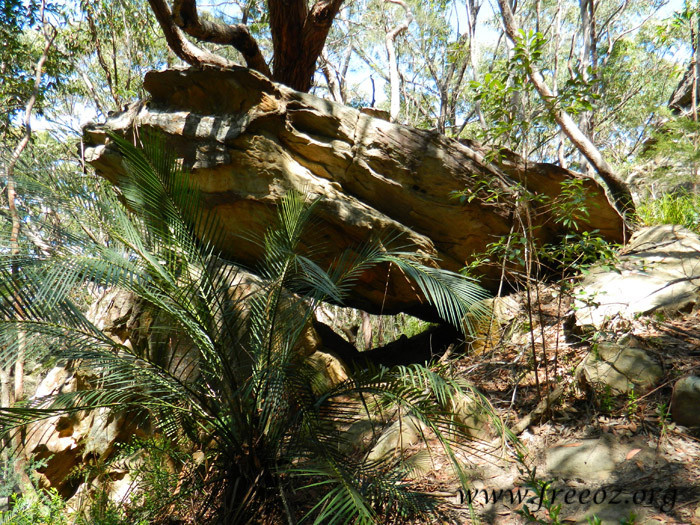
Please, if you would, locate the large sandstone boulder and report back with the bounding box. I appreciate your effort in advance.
[83,67,627,318]
[575,225,700,328]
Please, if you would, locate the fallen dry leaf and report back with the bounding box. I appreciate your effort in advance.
[626,448,641,460]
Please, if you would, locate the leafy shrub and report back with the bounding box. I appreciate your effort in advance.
[0,488,70,525]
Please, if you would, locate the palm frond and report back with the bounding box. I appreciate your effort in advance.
[0,133,512,524]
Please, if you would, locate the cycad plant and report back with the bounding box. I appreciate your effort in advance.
[0,132,505,524]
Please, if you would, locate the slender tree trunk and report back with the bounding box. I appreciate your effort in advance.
[2,11,56,497]
[384,0,412,122]
[6,31,55,407]
[578,0,595,174]
[694,5,700,185]
[696,5,700,119]
[7,176,23,404]
[553,3,567,168]
[0,371,9,411]
[467,0,487,130]
[497,0,634,221]
[321,50,343,102]
[339,38,353,102]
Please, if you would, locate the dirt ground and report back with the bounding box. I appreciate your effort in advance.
[410,285,700,524]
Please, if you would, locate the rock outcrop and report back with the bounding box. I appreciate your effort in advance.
[22,290,152,498]
[577,341,663,395]
[83,67,627,319]
[23,286,348,500]
[575,225,700,328]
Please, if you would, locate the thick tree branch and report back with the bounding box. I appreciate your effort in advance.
[148,0,235,69]
[497,0,634,222]
[172,0,271,77]
[149,0,343,90]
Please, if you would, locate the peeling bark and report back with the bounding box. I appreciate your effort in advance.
[268,0,345,91]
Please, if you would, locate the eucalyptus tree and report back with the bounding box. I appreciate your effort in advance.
[73,0,170,118]
[481,0,677,168]
[1,0,62,435]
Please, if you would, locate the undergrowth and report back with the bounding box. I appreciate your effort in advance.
[636,191,700,233]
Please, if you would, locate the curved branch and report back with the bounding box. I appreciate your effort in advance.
[148,0,235,69]
[172,0,271,77]
[497,0,634,222]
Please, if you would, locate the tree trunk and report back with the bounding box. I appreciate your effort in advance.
[497,0,634,222]
[577,0,595,175]
[3,17,56,498]
[384,0,412,123]
[267,0,344,91]
[83,67,628,320]
[4,24,55,412]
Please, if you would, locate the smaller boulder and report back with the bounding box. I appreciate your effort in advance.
[366,415,426,462]
[447,392,495,440]
[306,349,350,391]
[671,375,700,428]
[546,435,617,481]
[575,225,700,328]
[577,342,662,395]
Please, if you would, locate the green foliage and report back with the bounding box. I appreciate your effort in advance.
[552,179,590,229]
[541,231,619,277]
[626,386,639,419]
[458,173,618,286]
[0,133,500,523]
[0,488,70,525]
[637,189,700,233]
[471,62,539,149]
[0,1,59,132]
[515,461,563,525]
[597,385,615,415]
[0,456,70,525]
[71,437,191,525]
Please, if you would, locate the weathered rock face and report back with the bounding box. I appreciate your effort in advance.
[575,225,700,328]
[83,67,627,318]
[23,289,152,498]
